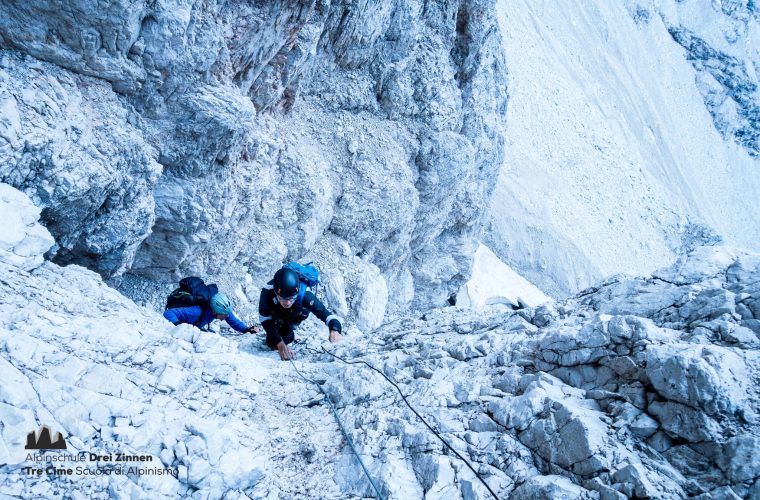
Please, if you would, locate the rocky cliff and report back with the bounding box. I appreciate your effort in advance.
[2,0,759,324]
[2,2,760,497]
[0,0,507,324]
[1,183,758,499]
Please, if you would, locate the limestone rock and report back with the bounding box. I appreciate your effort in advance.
[645,344,749,418]
[0,0,509,323]
[648,401,722,442]
[2,244,760,498]
[717,435,760,483]
[510,475,594,500]
[0,183,54,270]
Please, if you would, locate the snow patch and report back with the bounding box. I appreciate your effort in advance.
[457,244,550,308]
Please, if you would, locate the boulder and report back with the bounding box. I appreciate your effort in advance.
[0,183,54,270]
[510,475,594,500]
[648,401,722,442]
[645,344,749,418]
[520,401,610,474]
[678,288,736,324]
[717,435,760,483]
[612,463,659,498]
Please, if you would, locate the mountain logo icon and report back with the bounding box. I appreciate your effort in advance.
[25,426,67,450]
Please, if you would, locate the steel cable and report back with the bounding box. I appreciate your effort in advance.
[313,346,500,500]
[287,357,386,500]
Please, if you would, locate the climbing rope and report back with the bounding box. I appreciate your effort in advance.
[287,357,386,500]
[313,346,501,500]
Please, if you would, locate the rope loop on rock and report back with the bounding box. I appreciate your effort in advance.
[287,357,386,500]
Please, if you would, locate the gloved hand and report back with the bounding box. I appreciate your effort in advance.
[245,325,261,333]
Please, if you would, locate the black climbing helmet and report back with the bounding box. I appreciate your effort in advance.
[273,268,300,299]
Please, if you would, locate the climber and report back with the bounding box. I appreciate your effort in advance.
[259,267,343,360]
[163,277,259,334]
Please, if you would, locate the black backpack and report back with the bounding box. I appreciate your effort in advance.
[165,277,219,311]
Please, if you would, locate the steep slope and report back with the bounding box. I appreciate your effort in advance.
[487,0,760,297]
[0,184,351,498]
[3,183,759,498]
[659,0,760,157]
[325,245,760,498]
[2,0,757,328]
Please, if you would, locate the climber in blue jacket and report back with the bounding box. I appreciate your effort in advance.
[164,292,258,333]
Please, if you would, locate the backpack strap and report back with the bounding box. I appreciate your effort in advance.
[295,282,308,308]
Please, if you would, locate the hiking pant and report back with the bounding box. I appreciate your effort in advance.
[265,322,297,350]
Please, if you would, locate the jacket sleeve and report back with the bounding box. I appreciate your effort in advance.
[225,311,249,333]
[163,306,202,326]
[303,292,343,333]
[258,288,281,343]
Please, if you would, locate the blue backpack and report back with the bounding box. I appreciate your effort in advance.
[283,261,320,306]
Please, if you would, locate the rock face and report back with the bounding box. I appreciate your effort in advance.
[0,182,54,271]
[2,0,759,325]
[0,53,161,277]
[486,0,760,298]
[0,0,508,320]
[321,245,760,498]
[660,1,760,158]
[1,204,758,499]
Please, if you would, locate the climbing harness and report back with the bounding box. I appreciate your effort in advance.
[287,357,386,500]
[312,346,501,500]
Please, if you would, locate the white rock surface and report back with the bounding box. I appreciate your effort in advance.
[0,0,509,321]
[0,183,54,270]
[0,53,161,277]
[1,0,759,329]
[1,244,758,498]
[646,343,751,418]
[0,1,759,498]
[0,259,341,498]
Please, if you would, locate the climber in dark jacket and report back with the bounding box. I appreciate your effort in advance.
[164,292,258,333]
[259,267,343,360]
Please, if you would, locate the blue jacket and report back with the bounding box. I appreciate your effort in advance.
[163,306,249,332]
